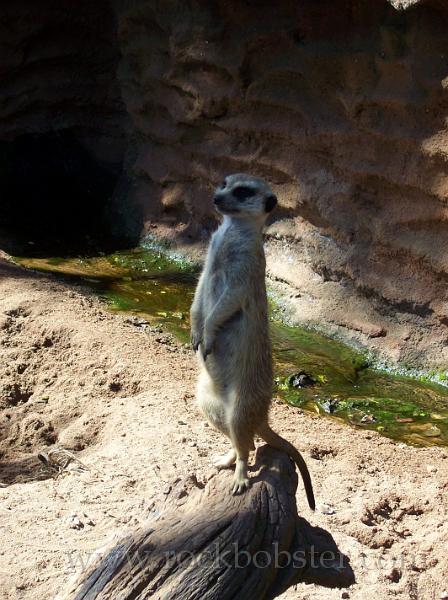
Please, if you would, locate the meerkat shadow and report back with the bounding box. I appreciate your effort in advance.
[64,445,354,600]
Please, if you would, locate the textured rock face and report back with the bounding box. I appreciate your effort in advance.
[1,0,447,367]
[0,0,125,159]
[116,0,448,367]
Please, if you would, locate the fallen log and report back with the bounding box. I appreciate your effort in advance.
[63,445,354,599]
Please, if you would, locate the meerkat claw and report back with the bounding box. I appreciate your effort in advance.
[190,332,202,352]
[232,478,250,495]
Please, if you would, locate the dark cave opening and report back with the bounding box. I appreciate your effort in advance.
[0,0,142,258]
[0,130,137,256]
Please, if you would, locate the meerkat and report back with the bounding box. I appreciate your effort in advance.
[190,173,315,509]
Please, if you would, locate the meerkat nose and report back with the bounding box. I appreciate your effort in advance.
[213,193,224,205]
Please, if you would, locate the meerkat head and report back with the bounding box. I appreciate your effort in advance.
[213,173,277,221]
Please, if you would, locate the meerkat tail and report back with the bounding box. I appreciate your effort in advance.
[257,424,316,511]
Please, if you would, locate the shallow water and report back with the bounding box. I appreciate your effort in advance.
[17,247,448,448]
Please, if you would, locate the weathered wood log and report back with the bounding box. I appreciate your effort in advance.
[63,446,354,599]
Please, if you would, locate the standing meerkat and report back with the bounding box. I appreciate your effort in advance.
[191,173,315,509]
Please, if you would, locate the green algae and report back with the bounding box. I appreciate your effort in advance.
[271,321,448,446]
[16,248,448,448]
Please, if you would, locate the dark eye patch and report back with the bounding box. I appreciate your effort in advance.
[232,186,256,201]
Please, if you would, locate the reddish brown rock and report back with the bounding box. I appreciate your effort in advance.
[1,0,448,367]
[115,0,448,368]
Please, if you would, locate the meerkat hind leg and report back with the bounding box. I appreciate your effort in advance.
[230,424,252,495]
[213,448,237,470]
[232,448,250,495]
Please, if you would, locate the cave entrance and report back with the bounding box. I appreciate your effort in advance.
[0,130,138,257]
[0,0,142,258]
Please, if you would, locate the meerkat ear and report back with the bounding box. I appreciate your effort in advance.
[265,194,277,213]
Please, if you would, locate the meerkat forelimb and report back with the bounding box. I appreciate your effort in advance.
[191,173,315,510]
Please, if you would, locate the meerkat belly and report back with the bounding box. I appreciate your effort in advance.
[196,366,230,435]
[206,309,246,382]
[207,305,271,390]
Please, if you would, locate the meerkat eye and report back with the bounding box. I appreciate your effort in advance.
[232,186,256,201]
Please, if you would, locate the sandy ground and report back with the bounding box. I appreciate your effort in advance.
[0,256,447,600]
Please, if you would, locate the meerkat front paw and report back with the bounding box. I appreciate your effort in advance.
[191,330,202,352]
[201,331,215,360]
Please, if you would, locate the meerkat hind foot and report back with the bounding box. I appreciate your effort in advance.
[231,460,250,495]
[231,474,250,495]
[213,449,237,470]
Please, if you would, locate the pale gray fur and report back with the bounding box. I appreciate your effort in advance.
[191,173,315,508]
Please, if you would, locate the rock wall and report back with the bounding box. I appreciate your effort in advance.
[116,0,448,368]
[0,0,447,367]
[0,0,125,161]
